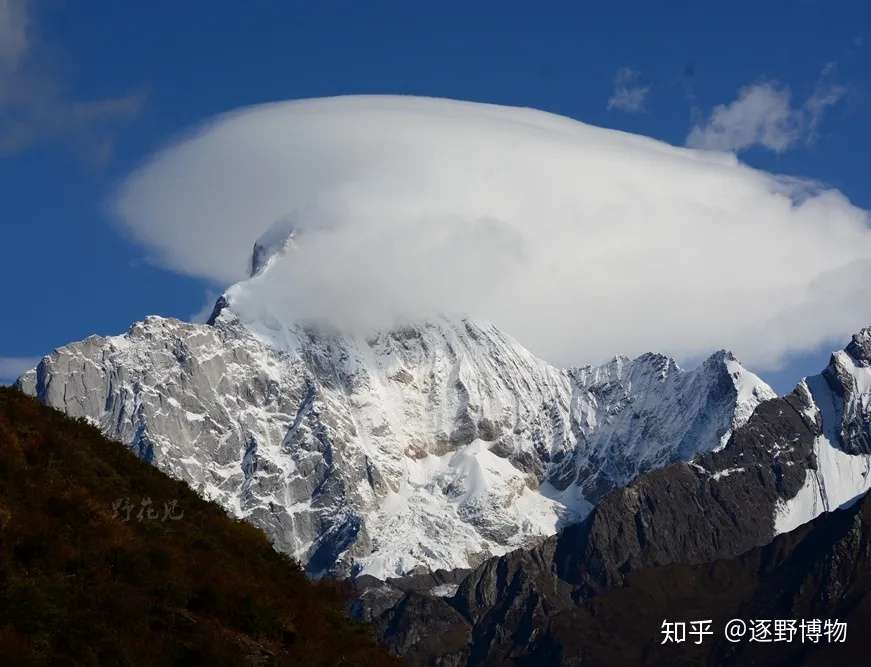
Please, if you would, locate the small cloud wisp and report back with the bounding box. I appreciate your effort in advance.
[607,67,651,113]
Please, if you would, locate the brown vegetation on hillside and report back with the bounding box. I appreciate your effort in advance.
[0,387,400,666]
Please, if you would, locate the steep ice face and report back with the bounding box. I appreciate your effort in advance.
[16,239,776,579]
[773,433,871,534]
[723,354,779,444]
[773,332,871,534]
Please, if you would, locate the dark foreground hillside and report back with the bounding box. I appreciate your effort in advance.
[0,388,399,666]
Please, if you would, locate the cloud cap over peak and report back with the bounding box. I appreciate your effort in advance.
[114,95,871,370]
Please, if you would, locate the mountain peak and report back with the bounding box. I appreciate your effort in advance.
[846,326,871,365]
[706,348,737,363]
[250,218,297,277]
[205,295,231,326]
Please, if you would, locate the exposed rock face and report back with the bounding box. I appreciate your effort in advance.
[14,238,773,579]
[388,490,871,666]
[361,331,871,664]
[825,335,871,456]
[846,327,871,365]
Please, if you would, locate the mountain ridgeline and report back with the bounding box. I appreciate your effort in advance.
[16,311,775,579]
[16,255,775,579]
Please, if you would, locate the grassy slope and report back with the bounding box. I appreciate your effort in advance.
[0,387,400,666]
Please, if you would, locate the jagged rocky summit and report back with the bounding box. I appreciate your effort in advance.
[16,228,774,579]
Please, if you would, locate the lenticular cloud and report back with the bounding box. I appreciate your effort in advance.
[114,95,871,369]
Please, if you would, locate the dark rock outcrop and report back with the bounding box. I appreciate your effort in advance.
[370,486,871,666]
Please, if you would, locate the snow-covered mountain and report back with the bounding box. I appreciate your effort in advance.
[357,327,871,665]
[774,329,871,533]
[17,234,775,578]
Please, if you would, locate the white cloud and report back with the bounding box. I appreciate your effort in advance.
[114,96,871,370]
[804,63,847,143]
[687,68,847,153]
[687,82,798,152]
[607,67,650,112]
[0,355,39,382]
[0,0,145,161]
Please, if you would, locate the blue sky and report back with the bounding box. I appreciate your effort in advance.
[1,0,869,392]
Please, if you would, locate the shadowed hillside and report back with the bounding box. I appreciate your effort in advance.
[0,387,399,666]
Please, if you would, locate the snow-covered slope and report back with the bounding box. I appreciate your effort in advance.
[563,349,774,500]
[17,237,775,579]
[774,333,871,533]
